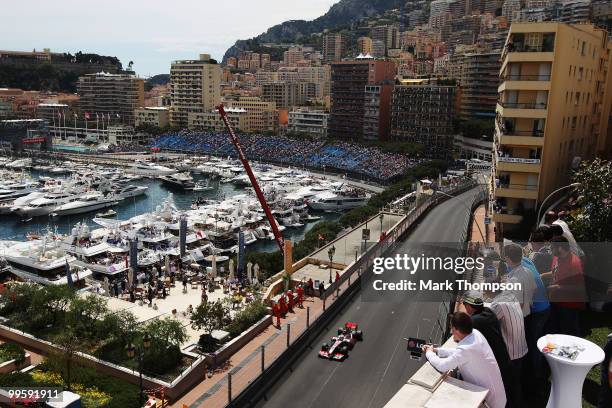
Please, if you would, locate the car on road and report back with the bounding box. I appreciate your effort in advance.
[318,322,363,361]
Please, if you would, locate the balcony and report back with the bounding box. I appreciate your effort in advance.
[499,75,551,92]
[497,102,547,119]
[492,213,523,224]
[495,183,539,200]
[495,155,541,173]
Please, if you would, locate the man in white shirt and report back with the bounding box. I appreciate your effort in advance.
[423,312,507,408]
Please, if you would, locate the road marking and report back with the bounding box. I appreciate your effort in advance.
[307,363,340,408]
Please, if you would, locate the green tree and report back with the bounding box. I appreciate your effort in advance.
[144,318,187,347]
[568,158,612,241]
[48,328,82,391]
[191,300,231,333]
[66,295,108,339]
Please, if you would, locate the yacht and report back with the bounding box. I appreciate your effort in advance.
[193,180,213,191]
[113,184,148,199]
[13,191,80,217]
[52,192,118,216]
[159,172,195,190]
[1,236,92,285]
[126,161,177,177]
[307,189,370,211]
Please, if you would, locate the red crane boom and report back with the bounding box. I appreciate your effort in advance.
[216,104,284,252]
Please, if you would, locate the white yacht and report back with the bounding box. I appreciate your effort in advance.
[159,172,195,190]
[307,189,370,211]
[113,184,148,199]
[126,161,177,177]
[1,236,92,285]
[13,191,80,217]
[53,192,117,216]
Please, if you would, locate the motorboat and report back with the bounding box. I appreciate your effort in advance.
[126,160,177,177]
[13,191,81,217]
[193,180,213,191]
[114,184,148,199]
[159,172,196,190]
[52,192,117,216]
[1,235,92,286]
[307,188,370,211]
[96,209,117,218]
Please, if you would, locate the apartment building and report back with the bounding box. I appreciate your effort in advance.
[371,25,401,55]
[363,84,393,141]
[460,51,502,120]
[134,107,170,128]
[357,37,373,56]
[492,22,611,235]
[261,82,301,109]
[328,59,396,140]
[391,78,457,157]
[287,108,328,138]
[224,97,278,133]
[170,54,221,128]
[188,108,249,132]
[323,33,345,63]
[76,73,144,125]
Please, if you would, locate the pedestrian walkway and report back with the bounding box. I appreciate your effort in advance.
[470,204,495,244]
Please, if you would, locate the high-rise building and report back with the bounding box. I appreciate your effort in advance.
[363,84,394,140]
[170,54,221,128]
[460,51,502,121]
[223,96,278,133]
[357,37,373,55]
[134,107,170,128]
[284,47,305,65]
[391,78,457,157]
[328,59,396,140]
[323,33,345,63]
[502,0,521,23]
[372,40,387,58]
[288,108,329,138]
[371,25,401,55]
[492,22,611,236]
[77,73,144,125]
[261,82,301,109]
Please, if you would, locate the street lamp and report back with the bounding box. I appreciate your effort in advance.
[328,245,336,283]
[536,182,580,226]
[379,213,384,239]
[126,333,151,406]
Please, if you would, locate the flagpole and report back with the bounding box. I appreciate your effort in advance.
[74,114,77,142]
[63,111,67,140]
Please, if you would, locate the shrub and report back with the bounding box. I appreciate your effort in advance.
[143,344,183,376]
[198,333,221,353]
[225,300,268,338]
[0,343,26,365]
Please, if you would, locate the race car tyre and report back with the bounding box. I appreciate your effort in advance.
[354,330,363,341]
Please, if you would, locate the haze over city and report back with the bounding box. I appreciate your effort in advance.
[0,0,338,76]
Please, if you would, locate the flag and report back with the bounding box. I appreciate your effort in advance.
[84,112,91,120]
[318,234,325,241]
[74,113,78,118]
[65,259,74,288]
[116,113,120,118]
[96,113,99,119]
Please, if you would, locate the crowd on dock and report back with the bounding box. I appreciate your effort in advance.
[145,131,423,181]
[424,210,611,408]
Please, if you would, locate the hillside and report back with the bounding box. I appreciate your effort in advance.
[223,0,407,62]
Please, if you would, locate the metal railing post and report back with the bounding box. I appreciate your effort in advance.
[261,345,265,373]
[228,372,232,403]
[286,323,291,347]
[306,306,310,328]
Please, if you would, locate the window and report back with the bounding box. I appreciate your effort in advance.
[578,67,583,81]
[575,92,580,105]
[581,41,586,56]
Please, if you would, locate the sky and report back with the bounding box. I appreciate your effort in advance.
[1,0,339,77]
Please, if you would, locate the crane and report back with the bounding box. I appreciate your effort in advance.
[216,104,285,252]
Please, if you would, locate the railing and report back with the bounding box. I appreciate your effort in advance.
[500,102,547,109]
[499,129,544,137]
[497,183,538,190]
[502,74,551,81]
[497,156,541,164]
[506,43,555,53]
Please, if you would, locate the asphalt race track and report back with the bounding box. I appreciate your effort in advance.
[259,188,482,408]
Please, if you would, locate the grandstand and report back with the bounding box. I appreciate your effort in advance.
[146,131,424,182]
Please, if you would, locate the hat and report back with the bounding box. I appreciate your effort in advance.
[462,290,484,307]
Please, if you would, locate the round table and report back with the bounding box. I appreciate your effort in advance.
[537,334,605,408]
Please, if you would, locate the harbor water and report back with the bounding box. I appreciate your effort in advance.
[0,171,340,254]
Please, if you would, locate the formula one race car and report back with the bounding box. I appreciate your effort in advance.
[318,322,363,361]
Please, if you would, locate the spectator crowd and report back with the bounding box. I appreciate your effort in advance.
[144,131,423,182]
[425,210,611,408]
